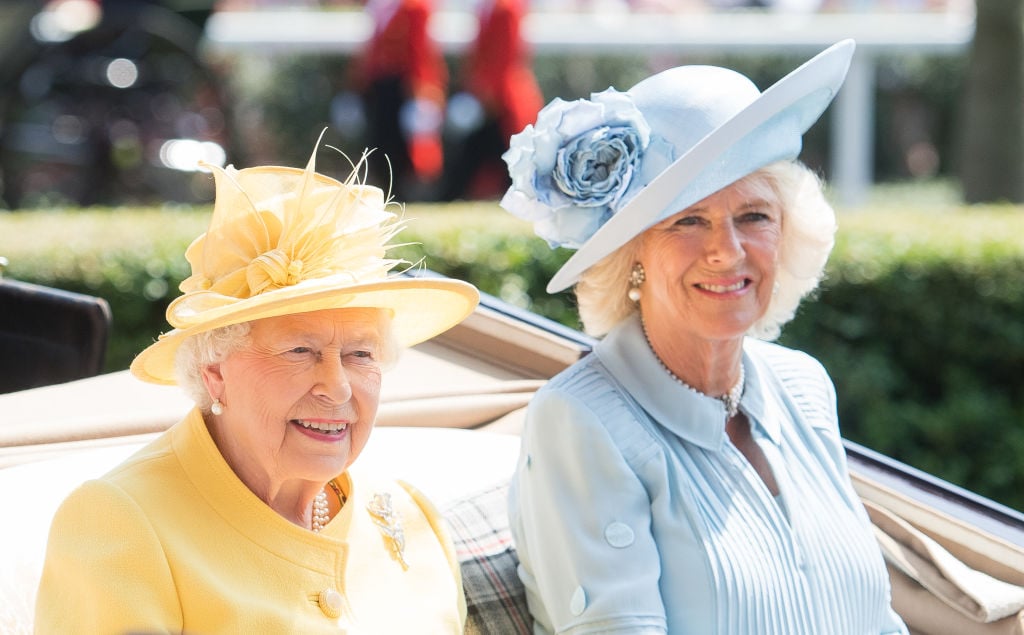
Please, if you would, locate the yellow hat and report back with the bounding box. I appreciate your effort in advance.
[130,138,479,385]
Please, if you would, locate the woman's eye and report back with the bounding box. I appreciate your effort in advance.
[673,215,702,227]
[281,346,318,361]
[740,210,773,223]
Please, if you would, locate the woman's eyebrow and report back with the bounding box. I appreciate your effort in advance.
[737,197,776,210]
[345,329,382,346]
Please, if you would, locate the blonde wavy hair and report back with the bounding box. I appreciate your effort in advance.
[575,160,837,340]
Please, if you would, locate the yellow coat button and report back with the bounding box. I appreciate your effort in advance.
[318,588,344,619]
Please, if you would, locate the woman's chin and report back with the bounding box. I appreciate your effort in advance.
[690,319,755,343]
[286,424,354,473]
[292,455,352,484]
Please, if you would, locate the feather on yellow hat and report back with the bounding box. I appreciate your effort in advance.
[130,137,479,385]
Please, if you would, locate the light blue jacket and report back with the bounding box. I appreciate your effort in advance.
[509,313,908,634]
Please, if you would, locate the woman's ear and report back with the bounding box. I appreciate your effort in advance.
[200,363,225,401]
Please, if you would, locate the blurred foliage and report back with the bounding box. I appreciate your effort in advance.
[389,203,578,328]
[780,207,1024,512]
[0,207,200,370]
[2,201,1023,511]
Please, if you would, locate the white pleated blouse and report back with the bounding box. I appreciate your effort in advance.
[508,314,908,635]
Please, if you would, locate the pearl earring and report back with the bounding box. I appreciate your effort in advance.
[628,262,645,303]
[211,399,224,415]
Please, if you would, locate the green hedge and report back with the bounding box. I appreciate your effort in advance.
[782,209,1024,513]
[2,201,1023,511]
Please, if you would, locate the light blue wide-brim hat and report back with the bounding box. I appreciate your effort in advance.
[542,39,855,293]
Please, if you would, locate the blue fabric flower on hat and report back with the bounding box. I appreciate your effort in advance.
[500,88,669,250]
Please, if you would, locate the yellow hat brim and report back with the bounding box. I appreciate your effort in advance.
[129,276,479,385]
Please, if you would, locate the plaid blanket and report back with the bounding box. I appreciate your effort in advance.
[444,481,533,635]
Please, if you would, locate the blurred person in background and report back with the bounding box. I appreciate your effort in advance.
[440,0,543,201]
[350,0,448,201]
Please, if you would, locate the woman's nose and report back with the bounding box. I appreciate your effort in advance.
[312,356,353,403]
[705,222,743,266]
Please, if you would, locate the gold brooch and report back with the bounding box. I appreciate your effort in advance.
[367,492,408,569]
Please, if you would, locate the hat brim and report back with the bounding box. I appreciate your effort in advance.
[130,277,479,385]
[546,39,855,293]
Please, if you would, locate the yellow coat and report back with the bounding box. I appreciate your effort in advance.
[35,409,466,634]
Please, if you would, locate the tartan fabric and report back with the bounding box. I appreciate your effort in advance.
[444,481,533,635]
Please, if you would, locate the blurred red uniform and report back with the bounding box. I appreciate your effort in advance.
[442,0,543,200]
[464,0,543,143]
[353,0,448,196]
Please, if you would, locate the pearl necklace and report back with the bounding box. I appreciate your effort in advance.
[312,489,329,533]
[311,480,347,533]
[658,358,745,419]
[642,323,745,419]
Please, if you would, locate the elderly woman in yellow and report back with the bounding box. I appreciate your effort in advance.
[34,136,479,633]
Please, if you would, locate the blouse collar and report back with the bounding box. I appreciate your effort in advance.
[594,313,780,450]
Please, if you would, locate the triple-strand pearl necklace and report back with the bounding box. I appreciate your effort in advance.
[311,481,347,533]
[311,490,330,533]
[642,324,745,419]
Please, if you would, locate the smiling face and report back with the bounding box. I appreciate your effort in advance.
[637,175,783,346]
[202,307,388,496]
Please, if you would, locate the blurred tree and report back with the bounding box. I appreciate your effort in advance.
[959,0,1024,203]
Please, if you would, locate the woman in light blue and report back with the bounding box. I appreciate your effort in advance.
[499,40,908,634]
